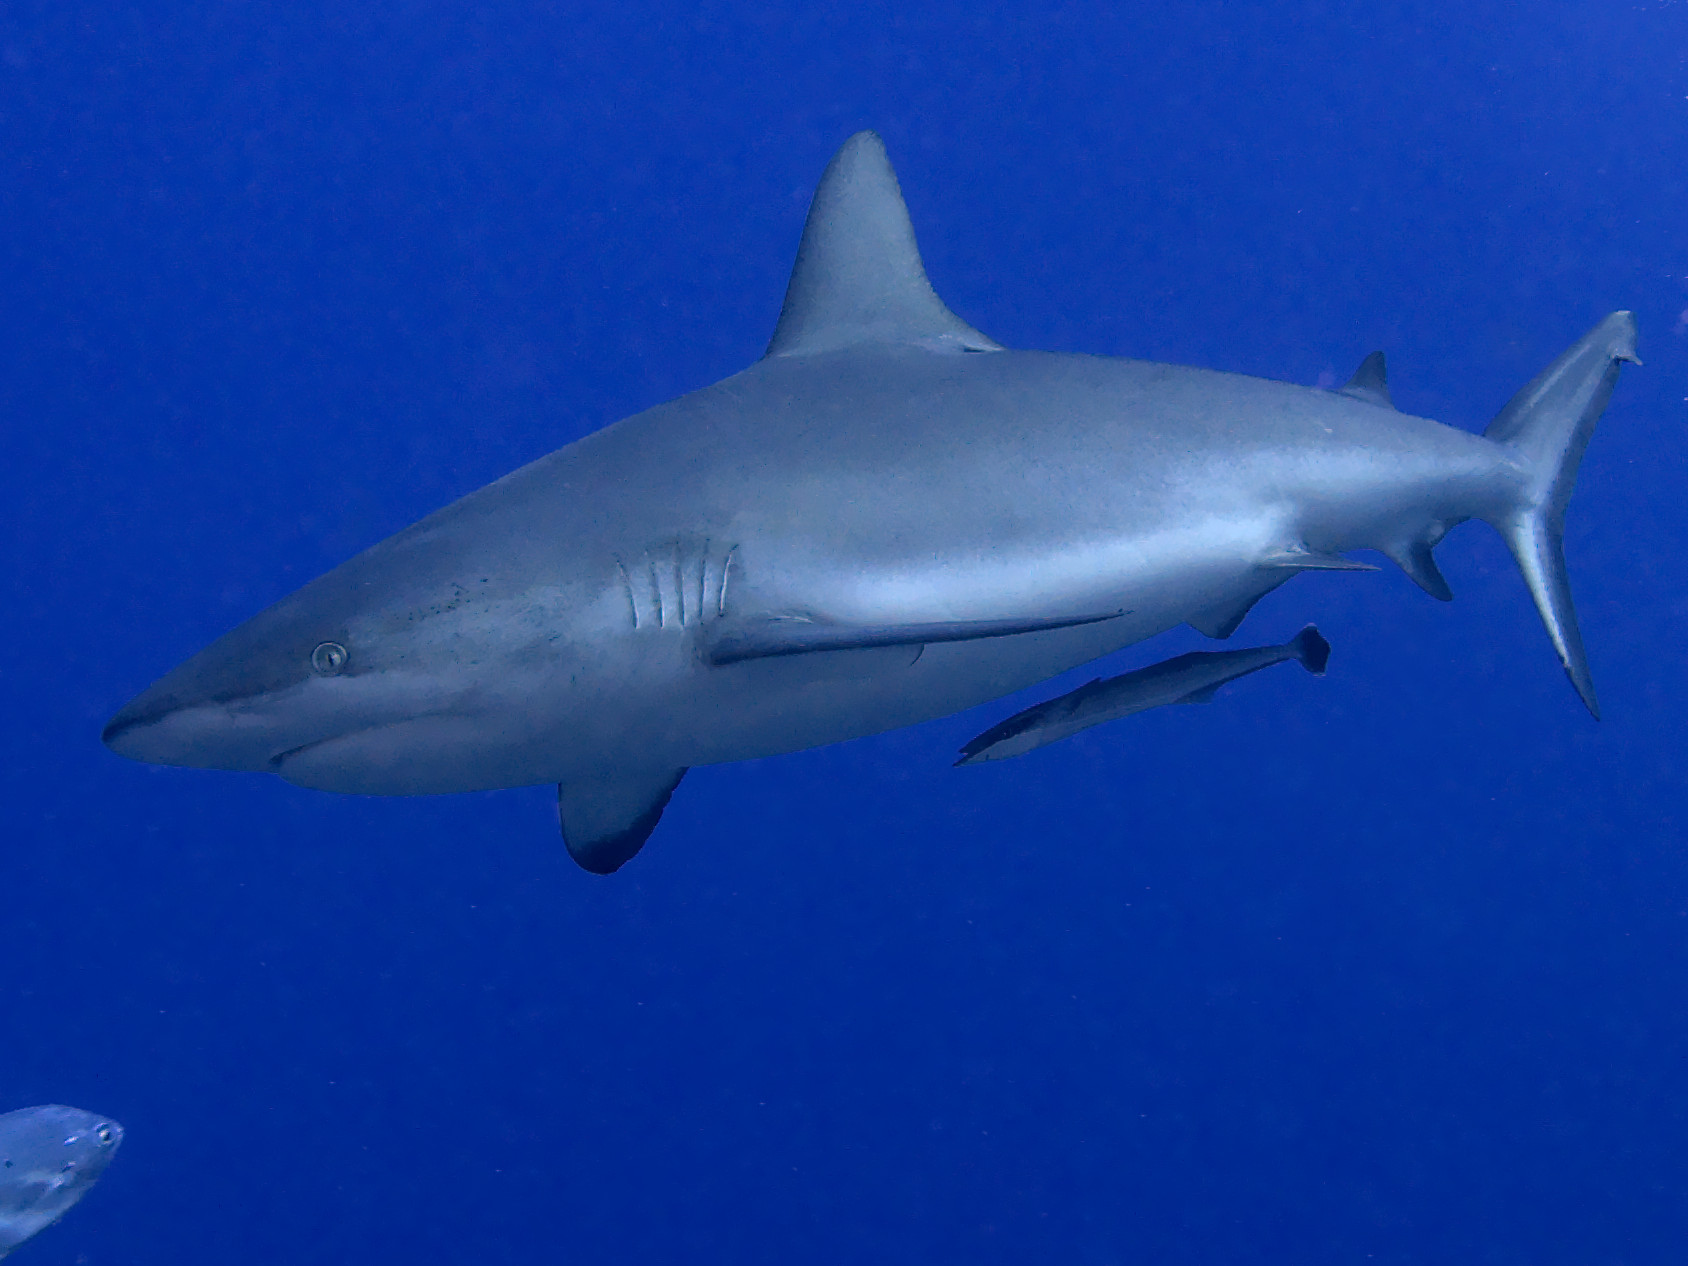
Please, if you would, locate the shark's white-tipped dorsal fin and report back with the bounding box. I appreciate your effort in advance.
[766,131,1002,358]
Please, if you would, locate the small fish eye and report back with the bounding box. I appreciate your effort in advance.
[311,641,349,675]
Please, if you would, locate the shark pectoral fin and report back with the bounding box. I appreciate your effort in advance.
[1179,683,1224,704]
[1337,350,1396,409]
[704,610,1123,666]
[1259,548,1380,572]
[558,768,688,875]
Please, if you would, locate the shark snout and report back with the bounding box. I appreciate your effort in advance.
[104,647,474,781]
[102,691,174,753]
[102,679,333,772]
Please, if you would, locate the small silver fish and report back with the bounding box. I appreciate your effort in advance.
[957,627,1330,764]
[0,1105,123,1258]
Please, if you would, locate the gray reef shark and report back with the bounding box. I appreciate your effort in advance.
[104,131,1639,873]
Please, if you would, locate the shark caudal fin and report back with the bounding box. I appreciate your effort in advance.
[1483,311,1639,718]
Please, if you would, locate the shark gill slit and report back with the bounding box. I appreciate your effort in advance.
[697,539,711,624]
[673,542,686,627]
[615,559,639,629]
[648,558,664,628]
[719,545,738,617]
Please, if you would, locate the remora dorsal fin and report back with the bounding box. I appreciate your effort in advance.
[765,131,1002,358]
[1337,350,1395,409]
[558,768,687,874]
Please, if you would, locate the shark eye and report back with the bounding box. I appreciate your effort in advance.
[96,1124,115,1145]
[311,642,349,675]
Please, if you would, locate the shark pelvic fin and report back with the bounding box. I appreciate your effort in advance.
[1337,350,1395,409]
[704,610,1123,666]
[558,768,687,874]
[1186,579,1286,639]
[766,131,1002,358]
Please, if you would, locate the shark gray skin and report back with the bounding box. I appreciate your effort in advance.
[957,626,1331,765]
[104,131,1640,873]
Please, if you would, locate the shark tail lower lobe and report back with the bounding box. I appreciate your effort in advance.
[1482,311,1639,719]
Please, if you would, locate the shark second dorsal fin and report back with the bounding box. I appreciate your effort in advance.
[1337,350,1395,409]
[765,131,1002,358]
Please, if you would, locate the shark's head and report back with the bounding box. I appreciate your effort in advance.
[102,522,572,795]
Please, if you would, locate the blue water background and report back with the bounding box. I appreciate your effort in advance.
[4,2,1687,1261]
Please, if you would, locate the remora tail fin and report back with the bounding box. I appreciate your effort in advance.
[1290,625,1331,676]
[1483,311,1639,718]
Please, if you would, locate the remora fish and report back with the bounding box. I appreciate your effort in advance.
[957,626,1331,764]
[0,1105,122,1258]
[103,131,1639,873]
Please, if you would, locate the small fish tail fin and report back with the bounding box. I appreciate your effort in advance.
[1482,311,1639,719]
[1289,625,1331,676]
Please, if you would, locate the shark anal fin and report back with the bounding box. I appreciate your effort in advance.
[1382,536,1454,601]
[765,131,1001,358]
[558,768,687,875]
[704,610,1123,666]
[1337,350,1395,409]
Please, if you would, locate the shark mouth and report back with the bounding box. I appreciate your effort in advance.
[266,712,520,796]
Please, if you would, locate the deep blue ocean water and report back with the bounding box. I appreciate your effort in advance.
[4,2,1687,1262]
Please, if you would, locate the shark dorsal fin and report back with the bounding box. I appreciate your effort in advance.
[766,131,1001,359]
[1337,350,1395,409]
